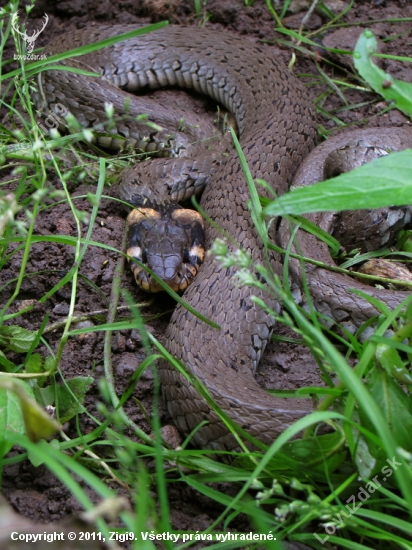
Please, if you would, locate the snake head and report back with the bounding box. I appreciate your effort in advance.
[126,206,205,293]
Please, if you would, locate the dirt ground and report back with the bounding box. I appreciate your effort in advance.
[1,0,412,545]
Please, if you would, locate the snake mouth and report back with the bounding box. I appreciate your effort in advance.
[127,244,204,293]
[125,205,205,293]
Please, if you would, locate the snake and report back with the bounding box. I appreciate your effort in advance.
[37,25,412,451]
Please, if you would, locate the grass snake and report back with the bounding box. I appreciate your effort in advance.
[37,25,412,451]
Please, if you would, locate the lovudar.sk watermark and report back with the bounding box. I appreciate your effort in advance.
[11,11,48,61]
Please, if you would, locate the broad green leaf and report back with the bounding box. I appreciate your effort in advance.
[56,376,94,423]
[0,325,37,353]
[263,150,412,217]
[354,30,412,118]
[25,353,44,374]
[0,378,60,448]
[0,385,27,456]
[360,367,412,456]
[33,384,55,407]
[355,436,377,479]
[375,342,412,385]
[0,350,15,372]
[28,439,60,467]
[21,398,61,443]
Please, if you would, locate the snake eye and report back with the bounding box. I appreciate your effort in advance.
[142,248,148,264]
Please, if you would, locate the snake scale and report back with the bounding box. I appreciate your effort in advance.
[38,25,412,450]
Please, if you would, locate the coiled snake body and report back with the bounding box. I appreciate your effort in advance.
[39,25,412,450]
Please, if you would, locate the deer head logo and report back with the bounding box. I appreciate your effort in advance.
[11,12,49,54]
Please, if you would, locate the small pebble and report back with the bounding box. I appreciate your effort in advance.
[52,303,69,315]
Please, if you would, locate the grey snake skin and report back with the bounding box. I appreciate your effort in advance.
[37,25,412,451]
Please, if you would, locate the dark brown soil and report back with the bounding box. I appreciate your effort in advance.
[1,0,412,547]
